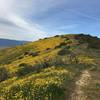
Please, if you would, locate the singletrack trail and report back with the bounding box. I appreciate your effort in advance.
[71,70,91,100]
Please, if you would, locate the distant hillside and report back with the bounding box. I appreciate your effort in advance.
[0,34,100,100]
[0,38,28,48]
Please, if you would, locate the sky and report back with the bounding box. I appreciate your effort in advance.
[0,0,100,41]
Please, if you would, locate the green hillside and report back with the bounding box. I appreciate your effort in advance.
[0,34,100,100]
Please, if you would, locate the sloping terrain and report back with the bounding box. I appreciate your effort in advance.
[0,34,100,100]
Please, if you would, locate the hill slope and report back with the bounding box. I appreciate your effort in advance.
[0,34,100,100]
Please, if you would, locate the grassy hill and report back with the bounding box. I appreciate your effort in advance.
[0,34,100,100]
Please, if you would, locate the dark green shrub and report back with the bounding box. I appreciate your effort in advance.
[58,48,70,56]
[24,51,38,57]
[17,63,33,76]
[0,67,8,82]
[46,48,51,51]
[34,59,50,70]
[54,35,60,37]
[29,52,38,57]
[24,51,29,55]
[44,37,48,39]
[39,38,42,40]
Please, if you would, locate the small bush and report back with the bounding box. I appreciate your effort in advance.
[46,48,51,50]
[30,52,38,57]
[54,35,60,37]
[39,38,42,40]
[0,67,9,82]
[34,59,50,69]
[24,51,29,55]
[44,37,48,39]
[24,51,38,57]
[64,38,69,41]
[58,48,70,56]
[17,63,33,76]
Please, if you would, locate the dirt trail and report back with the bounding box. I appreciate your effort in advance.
[71,70,91,100]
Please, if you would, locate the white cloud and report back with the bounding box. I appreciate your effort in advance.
[0,22,46,41]
[0,0,48,41]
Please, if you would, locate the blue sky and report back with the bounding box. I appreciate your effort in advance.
[0,0,100,41]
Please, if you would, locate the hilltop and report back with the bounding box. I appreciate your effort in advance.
[0,34,100,100]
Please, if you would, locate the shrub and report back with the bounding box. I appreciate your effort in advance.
[64,38,69,41]
[58,48,70,56]
[34,59,50,69]
[39,38,42,40]
[44,37,48,39]
[24,51,38,57]
[29,52,38,57]
[46,48,51,51]
[17,63,33,76]
[54,35,60,37]
[0,67,9,82]
[24,51,29,55]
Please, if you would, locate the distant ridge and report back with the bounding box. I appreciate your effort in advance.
[0,38,28,48]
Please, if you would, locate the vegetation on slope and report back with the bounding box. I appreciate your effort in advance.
[0,34,100,100]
